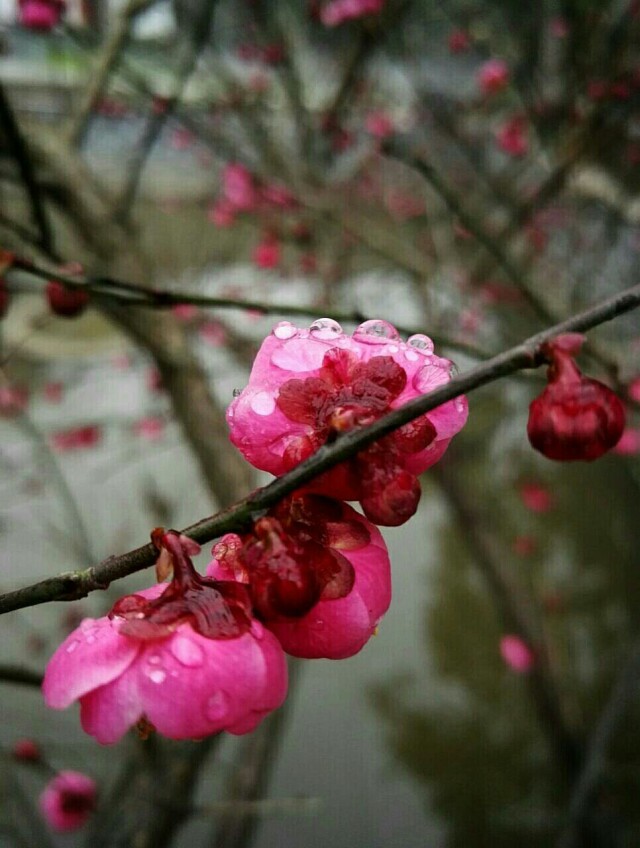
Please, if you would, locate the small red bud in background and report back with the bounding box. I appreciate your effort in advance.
[46,281,89,318]
[12,738,41,762]
[527,334,625,461]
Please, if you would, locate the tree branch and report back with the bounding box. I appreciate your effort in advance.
[0,281,637,616]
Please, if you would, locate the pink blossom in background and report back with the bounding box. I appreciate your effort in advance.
[496,116,529,157]
[43,532,287,744]
[477,58,510,96]
[253,236,281,269]
[208,199,237,228]
[209,494,391,659]
[259,182,298,209]
[147,367,164,393]
[613,427,640,455]
[0,385,29,416]
[500,635,536,673]
[628,377,640,403]
[222,163,257,211]
[365,110,395,139]
[448,29,471,53]
[226,319,468,525]
[50,425,101,453]
[172,303,198,321]
[133,417,165,441]
[199,320,227,347]
[18,0,65,31]
[39,771,96,832]
[320,0,386,27]
[519,481,553,513]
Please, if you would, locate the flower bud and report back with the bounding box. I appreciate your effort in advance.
[527,335,625,461]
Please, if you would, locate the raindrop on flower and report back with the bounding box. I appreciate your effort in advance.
[353,319,400,344]
[170,636,204,668]
[407,334,434,354]
[147,668,167,685]
[250,391,276,416]
[309,318,343,339]
[272,321,298,340]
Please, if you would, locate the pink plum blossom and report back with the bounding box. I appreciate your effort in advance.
[43,531,288,744]
[208,199,237,228]
[209,494,391,659]
[253,236,281,269]
[500,635,536,673]
[613,426,640,455]
[39,771,96,833]
[133,417,165,441]
[50,425,101,453]
[365,110,395,139]
[226,318,468,525]
[0,385,29,417]
[12,738,41,762]
[320,0,386,27]
[222,163,258,212]
[519,481,553,513]
[19,0,65,31]
[448,29,471,53]
[477,59,510,96]
[496,115,529,157]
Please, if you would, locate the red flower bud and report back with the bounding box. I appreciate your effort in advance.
[46,281,89,318]
[527,335,625,461]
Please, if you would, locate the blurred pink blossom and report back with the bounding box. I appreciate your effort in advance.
[500,635,535,673]
[477,59,510,96]
[39,771,96,832]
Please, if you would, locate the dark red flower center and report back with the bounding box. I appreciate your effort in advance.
[109,530,252,641]
[60,789,95,816]
[275,349,436,525]
[217,494,367,620]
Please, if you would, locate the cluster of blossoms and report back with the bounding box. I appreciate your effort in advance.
[43,318,468,763]
[40,317,627,832]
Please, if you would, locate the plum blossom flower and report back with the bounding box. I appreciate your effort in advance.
[252,235,281,269]
[39,771,96,833]
[43,531,287,744]
[519,481,553,513]
[320,0,386,27]
[496,115,529,157]
[209,494,391,659]
[227,319,468,525]
[477,58,510,96]
[527,334,625,461]
[12,738,41,762]
[500,635,535,673]
[18,0,65,31]
[222,163,258,212]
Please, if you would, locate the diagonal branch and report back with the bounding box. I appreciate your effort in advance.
[0,281,638,617]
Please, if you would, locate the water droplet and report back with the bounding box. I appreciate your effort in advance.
[86,634,96,645]
[387,344,399,353]
[315,619,325,630]
[455,397,465,413]
[407,334,434,354]
[250,391,276,416]
[148,654,161,665]
[449,362,459,377]
[170,635,204,667]
[353,319,400,344]
[66,640,79,653]
[147,668,166,685]
[232,388,241,398]
[205,691,228,722]
[404,349,419,362]
[309,318,343,340]
[272,321,297,340]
